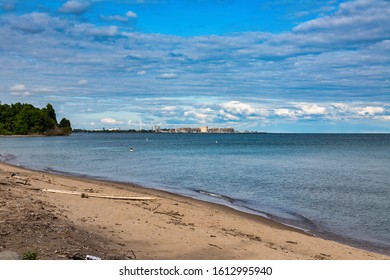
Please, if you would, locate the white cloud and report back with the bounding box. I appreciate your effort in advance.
[330,104,386,118]
[11,91,31,96]
[221,101,257,115]
[8,83,53,96]
[10,12,48,33]
[85,25,119,37]
[218,109,240,121]
[59,1,89,14]
[31,87,51,93]
[355,106,385,116]
[1,2,15,11]
[101,10,137,22]
[297,103,328,115]
[101,15,128,22]
[294,0,389,32]
[162,106,178,111]
[184,111,209,121]
[331,103,350,112]
[292,0,390,49]
[126,11,138,18]
[1,1,389,132]
[78,79,88,85]
[379,115,390,121]
[273,103,327,119]
[274,108,297,118]
[272,102,388,121]
[8,12,70,35]
[158,73,177,79]
[182,107,217,123]
[10,84,26,92]
[100,118,124,125]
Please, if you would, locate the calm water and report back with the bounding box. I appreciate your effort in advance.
[1,133,389,254]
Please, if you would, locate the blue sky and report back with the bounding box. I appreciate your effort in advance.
[0,0,389,132]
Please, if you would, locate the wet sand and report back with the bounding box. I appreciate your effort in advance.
[0,162,389,260]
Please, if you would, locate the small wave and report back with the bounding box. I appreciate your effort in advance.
[43,167,107,180]
[280,211,318,229]
[192,189,245,204]
[0,153,17,162]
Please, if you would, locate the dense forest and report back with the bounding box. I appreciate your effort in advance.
[0,102,72,136]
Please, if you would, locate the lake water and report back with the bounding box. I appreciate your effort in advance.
[1,133,389,254]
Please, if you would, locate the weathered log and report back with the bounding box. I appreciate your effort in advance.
[41,188,156,200]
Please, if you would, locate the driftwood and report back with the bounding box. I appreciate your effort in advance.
[41,188,156,200]
[10,174,30,185]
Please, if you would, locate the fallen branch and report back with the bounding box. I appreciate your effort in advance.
[10,174,30,185]
[41,188,156,200]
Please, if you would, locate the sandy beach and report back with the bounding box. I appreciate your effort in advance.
[0,161,388,260]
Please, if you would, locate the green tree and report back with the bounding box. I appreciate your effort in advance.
[59,118,72,135]
[0,102,71,136]
[42,103,57,123]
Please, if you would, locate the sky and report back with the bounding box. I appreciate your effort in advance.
[0,0,389,132]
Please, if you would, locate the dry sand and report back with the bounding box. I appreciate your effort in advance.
[0,162,388,260]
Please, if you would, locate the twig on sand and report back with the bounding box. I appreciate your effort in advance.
[40,188,156,200]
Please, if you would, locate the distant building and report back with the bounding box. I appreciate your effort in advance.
[176,127,201,133]
[172,126,234,133]
[220,128,234,133]
[208,127,235,133]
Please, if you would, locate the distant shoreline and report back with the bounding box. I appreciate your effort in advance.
[71,130,390,134]
[0,134,48,138]
[72,129,267,134]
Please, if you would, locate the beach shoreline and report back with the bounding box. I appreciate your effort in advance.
[1,161,389,260]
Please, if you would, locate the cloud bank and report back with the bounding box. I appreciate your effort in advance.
[0,0,389,132]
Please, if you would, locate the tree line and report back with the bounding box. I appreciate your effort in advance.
[0,102,72,136]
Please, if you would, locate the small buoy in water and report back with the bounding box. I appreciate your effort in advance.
[215,141,218,144]
[129,148,134,152]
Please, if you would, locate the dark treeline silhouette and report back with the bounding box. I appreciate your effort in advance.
[0,102,72,136]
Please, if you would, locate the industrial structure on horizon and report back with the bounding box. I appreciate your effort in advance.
[154,126,235,133]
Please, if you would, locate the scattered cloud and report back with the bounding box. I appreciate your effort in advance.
[379,116,390,121]
[1,1,15,11]
[9,84,32,96]
[101,15,129,22]
[11,91,31,96]
[83,25,120,37]
[296,103,328,115]
[9,12,50,34]
[354,106,385,116]
[126,11,138,18]
[0,0,389,132]
[274,109,297,119]
[10,84,27,92]
[100,118,125,125]
[78,79,89,86]
[218,110,240,121]
[101,10,138,22]
[221,101,261,116]
[184,110,212,122]
[158,73,178,79]
[59,1,90,14]
[31,87,52,93]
